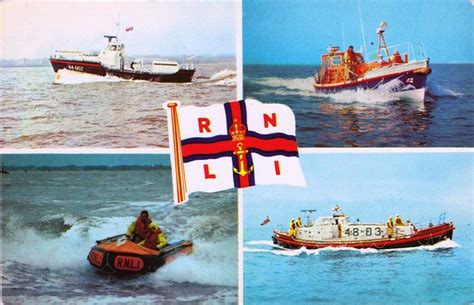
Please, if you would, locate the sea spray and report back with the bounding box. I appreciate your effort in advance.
[253,76,314,93]
[244,238,460,258]
[155,239,237,287]
[54,69,124,85]
[206,69,237,87]
[2,215,136,270]
[427,82,465,98]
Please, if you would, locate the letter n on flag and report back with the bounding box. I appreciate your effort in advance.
[164,99,306,204]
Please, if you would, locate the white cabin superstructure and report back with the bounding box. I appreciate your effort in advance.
[52,36,125,70]
[98,36,125,70]
[295,212,415,242]
[273,207,454,250]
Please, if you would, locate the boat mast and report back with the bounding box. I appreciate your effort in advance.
[377,21,391,59]
[115,13,121,38]
[301,209,317,226]
[357,0,368,59]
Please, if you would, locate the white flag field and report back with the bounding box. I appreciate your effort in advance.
[164,99,306,204]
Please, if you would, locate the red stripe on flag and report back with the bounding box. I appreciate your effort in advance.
[181,136,298,159]
[244,137,298,153]
[228,102,250,188]
[229,100,243,127]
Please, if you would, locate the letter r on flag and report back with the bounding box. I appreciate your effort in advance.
[164,99,306,204]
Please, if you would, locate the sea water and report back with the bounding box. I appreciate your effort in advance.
[243,64,474,147]
[1,58,236,148]
[1,168,238,304]
[244,223,474,305]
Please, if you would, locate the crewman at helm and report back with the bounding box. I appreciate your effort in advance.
[344,45,357,81]
[296,217,302,228]
[392,50,403,64]
[387,216,394,238]
[395,214,405,226]
[127,210,158,243]
[288,218,297,238]
[140,223,168,250]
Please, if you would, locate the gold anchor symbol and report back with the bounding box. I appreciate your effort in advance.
[233,143,254,176]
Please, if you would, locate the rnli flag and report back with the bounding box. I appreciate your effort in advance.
[125,26,134,32]
[164,99,306,204]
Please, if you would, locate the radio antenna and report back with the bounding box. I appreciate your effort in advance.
[357,0,368,59]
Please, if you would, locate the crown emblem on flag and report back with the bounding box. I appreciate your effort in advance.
[229,119,247,141]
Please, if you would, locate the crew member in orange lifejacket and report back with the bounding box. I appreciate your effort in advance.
[127,210,154,243]
[392,50,404,64]
[142,223,168,250]
[344,45,357,81]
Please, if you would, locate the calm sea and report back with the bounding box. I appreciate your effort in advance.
[1,169,237,304]
[244,224,473,305]
[243,64,474,147]
[1,59,236,148]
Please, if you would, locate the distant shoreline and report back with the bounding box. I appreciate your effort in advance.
[2,165,171,171]
[0,54,235,68]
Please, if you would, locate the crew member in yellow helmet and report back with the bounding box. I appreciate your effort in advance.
[395,214,405,226]
[387,216,394,238]
[141,223,168,250]
[288,218,296,238]
[296,217,302,228]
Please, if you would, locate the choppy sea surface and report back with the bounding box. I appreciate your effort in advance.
[1,59,236,148]
[1,169,237,304]
[244,224,473,305]
[244,64,474,147]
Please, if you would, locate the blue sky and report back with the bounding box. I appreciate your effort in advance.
[244,0,473,64]
[1,154,170,167]
[1,2,237,59]
[244,152,473,226]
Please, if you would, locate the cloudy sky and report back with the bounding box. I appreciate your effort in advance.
[1,1,237,59]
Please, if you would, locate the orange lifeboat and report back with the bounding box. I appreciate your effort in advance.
[87,234,193,274]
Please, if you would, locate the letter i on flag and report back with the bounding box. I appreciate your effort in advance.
[164,99,306,204]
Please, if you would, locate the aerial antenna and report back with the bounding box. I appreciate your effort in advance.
[115,13,121,38]
[357,0,368,59]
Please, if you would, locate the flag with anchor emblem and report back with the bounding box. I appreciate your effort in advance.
[164,99,306,204]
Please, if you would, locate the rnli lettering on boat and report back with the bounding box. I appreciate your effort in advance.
[114,256,144,271]
[88,250,104,267]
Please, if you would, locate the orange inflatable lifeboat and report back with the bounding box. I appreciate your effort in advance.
[87,234,193,273]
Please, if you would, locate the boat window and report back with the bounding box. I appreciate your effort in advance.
[331,56,342,66]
